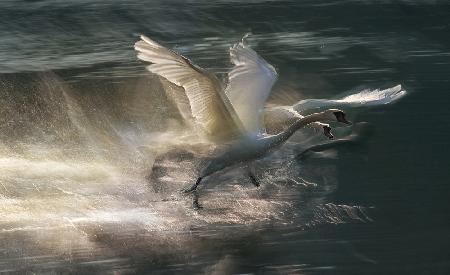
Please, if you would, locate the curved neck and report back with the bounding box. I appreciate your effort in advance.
[267,111,326,148]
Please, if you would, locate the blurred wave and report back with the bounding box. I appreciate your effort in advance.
[1,0,449,79]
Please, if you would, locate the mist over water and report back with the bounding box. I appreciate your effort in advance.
[0,0,449,274]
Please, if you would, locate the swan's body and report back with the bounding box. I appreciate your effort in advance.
[134,34,350,208]
[196,109,348,181]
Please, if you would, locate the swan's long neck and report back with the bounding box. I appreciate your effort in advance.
[266,111,326,149]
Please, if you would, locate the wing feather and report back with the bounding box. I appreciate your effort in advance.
[135,35,243,140]
[293,85,406,113]
[225,36,278,136]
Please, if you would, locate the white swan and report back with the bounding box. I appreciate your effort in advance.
[184,108,350,192]
[265,85,406,134]
[135,35,350,208]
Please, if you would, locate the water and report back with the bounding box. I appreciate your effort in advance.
[0,0,449,274]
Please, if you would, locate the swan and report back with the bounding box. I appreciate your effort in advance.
[265,85,406,134]
[183,108,350,192]
[134,35,350,208]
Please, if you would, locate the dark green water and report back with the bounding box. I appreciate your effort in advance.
[0,0,449,274]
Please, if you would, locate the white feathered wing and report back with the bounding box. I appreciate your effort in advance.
[225,36,278,137]
[292,85,406,113]
[135,35,245,141]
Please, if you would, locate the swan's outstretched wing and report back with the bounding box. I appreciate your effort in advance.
[225,35,278,136]
[293,85,407,113]
[163,83,195,126]
[135,35,243,140]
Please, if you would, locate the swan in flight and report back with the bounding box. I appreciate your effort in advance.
[265,85,406,134]
[134,35,350,208]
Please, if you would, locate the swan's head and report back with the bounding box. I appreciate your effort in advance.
[324,109,352,125]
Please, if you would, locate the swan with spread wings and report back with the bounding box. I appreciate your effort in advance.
[135,34,351,208]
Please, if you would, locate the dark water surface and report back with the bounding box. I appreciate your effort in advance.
[0,0,449,274]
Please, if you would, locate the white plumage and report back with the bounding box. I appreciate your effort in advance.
[225,36,278,136]
[291,84,406,113]
[135,35,244,141]
[265,85,407,134]
[134,34,405,209]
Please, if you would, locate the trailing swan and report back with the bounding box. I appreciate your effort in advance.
[265,85,406,134]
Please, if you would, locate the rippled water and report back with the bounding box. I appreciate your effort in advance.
[0,0,449,274]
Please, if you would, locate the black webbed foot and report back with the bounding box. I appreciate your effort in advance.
[248,172,260,187]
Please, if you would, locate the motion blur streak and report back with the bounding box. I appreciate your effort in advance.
[0,0,449,274]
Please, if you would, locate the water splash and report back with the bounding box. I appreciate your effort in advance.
[0,72,372,273]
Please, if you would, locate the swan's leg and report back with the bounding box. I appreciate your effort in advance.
[182,177,202,193]
[182,178,203,210]
[246,165,261,187]
[192,191,202,210]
